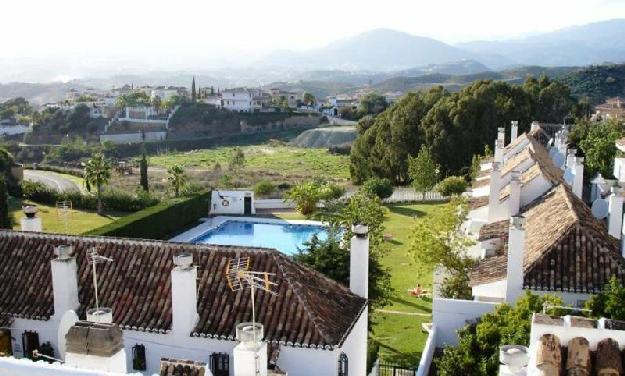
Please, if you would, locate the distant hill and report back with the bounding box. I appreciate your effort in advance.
[458,19,625,68]
[560,64,625,104]
[259,29,477,71]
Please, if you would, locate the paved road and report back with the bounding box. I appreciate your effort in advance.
[24,170,80,192]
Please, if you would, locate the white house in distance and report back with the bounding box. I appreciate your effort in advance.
[0,223,370,376]
[221,89,262,113]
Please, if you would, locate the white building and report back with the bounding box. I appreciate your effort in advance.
[221,89,258,113]
[0,226,370,376]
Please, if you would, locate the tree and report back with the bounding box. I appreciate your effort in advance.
[115,92,151,108]
[152,96,162,114]
[584,277,625,320]
[435,291,565,376]
[139,148,149,192]
[360,178,393,200]
[0,176,10,229]
[228,147,246,172]
[285,180,344,217]
[191,76,197,102]
[84,153,112,215]
[577,119,624,178]
[410,198,474,298]
[435,176,468,196]
[358,93,388,117]
[408,146,439,198]
[167,165,187,198]
[303,92,316,106]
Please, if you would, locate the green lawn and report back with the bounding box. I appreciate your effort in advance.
[273,202,442,366]
[9,197,127,235]
[149,145,350,180]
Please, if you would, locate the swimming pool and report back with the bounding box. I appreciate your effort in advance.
[191,220,329,255]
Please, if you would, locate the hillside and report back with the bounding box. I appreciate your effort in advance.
[560,64,625,104]
[289,126,357,148]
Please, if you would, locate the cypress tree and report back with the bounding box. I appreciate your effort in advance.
[0,176,11,229]
[191,76,197,102]
[140,148,149,192]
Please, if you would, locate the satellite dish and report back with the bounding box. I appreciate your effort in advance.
[591,198,609,219]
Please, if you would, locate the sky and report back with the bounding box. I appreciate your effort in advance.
[0,0,623,76]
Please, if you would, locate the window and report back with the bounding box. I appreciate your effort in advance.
[210,352,230,376]
[21,331,39,360]
[338,352,348,376]
[132,344,147,371]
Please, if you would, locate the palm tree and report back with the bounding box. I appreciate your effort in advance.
[167,165,186,197]
[84,153,111,215]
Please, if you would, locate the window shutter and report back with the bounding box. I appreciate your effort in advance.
[21,331,39,360]
[210,352,230,376]
[132,344,147,371]
[338,352,349,376]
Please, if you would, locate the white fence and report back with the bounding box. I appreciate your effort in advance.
[254,199,295,210]
[383,189,448,203]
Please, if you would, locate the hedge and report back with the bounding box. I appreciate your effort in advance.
[20,180,159,212]
[84,191,211,239]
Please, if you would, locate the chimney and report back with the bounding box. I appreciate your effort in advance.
[350,224,369,299]
[20,205,42,232]
[609,187,625,240]
[510,121,519,142]
[51,245,79,318]
[572,157,584,199]
[65,321,127,373]
[171,253,198,336]
[566,148,577,168]
[498,127,505,143]
[494,139,504,164]
[506,216,526,303]
[233,323,267,376]
[508,170,522,217]
[488,162,502,221]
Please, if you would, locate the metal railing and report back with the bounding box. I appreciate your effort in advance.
[378,363,417,376]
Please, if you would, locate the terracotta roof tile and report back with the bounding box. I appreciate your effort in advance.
[478,220,509,241]
[0,231,366,348]
[469,196,489,210]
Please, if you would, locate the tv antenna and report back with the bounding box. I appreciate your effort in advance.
[226,257,277,374]
[56,200,72,234]
[87,248,113,313]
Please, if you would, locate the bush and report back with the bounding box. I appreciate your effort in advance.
[360,178,393,199]
[253,180,274,197]
[85,191,211,239]
[20,180,159,212]
[435,176,468,196]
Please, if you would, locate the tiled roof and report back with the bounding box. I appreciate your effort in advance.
[468,196,489,210]
[160,358,207,376]
[470,185,625,292]
[478,220,509,241]
[0,231,366,349]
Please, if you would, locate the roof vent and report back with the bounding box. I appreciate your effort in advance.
[236,322,263,347]
[54,245,73,260]
[500,345,528,372]
[173,253,193,269]
[352,224,369,238]
[22,205,38,218]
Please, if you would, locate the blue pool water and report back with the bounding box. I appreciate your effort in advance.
[192,220,329,255]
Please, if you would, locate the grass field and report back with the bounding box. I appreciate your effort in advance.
[273,202,441,367]
[9,197,127,235]
[148,145,350,180]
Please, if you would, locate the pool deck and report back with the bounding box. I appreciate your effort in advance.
[169,216,326,242]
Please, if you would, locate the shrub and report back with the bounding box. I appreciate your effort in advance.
[360,178,393,199]
[85,191,211,239]
[435,176,468,196]
[254,180,274,197]
[285,180,345,217]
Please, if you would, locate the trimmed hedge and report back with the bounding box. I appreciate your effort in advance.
[20,180,159,212]
[84,191,211,239]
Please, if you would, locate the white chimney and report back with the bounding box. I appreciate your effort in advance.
[498,127,505,143]
[20,205,42,232]
[494,139,505,164]
[171,253,198,336]
[65,321,127,373]
[510,121,519,142]
[506,216,526,303]
[233,322,267,376]
[609,187,625,240]
[350,224,369,299]
[51,245,80,318]
[488,162,502,222]
[572,157,584,199]
[566,149,577,168]
[508,170,522,217]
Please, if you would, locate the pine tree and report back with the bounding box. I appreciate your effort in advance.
[0,176,10,229]
[191,76,197,102]
[140,147,149,192]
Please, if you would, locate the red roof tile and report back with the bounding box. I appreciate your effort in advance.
[0,231,366,349]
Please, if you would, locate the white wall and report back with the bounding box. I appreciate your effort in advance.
[615,157,625,183]
[0,125,31,135]
[211,191,255,215]
[254,199,294,210]
[99,132,166,144]
[433,298,498,346]
[0,356,135,376]
[335,309,367,376]
[472,279,507,301]
[416,324,436,376]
